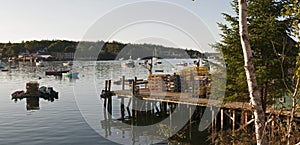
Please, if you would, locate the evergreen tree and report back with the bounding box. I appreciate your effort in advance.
[213,0,297,103]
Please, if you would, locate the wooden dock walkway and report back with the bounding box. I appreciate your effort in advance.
[113,89,300,117]
[99,77,300,144]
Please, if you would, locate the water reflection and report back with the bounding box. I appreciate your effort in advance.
[26,97,40,110]
[100,101,210,144]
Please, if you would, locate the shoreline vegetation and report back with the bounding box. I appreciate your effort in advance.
[0,40,213,61]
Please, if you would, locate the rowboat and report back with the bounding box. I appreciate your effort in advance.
[62,72,79,78]
[36,60,44,67]
[62,61,73,67]
[45,70,70,76]
[121,56,135,68]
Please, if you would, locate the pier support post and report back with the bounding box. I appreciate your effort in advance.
[161,102,167,117]
[108,80,112,118]
[189,106,192,141]
[122,76,125,90]
[244,111,248,125]
[104,80,108,109]
[211,106,215,144]
[121,97,125,120]
[232,110,235,136]
[169,103,172,138]
[271,115,275,141]
[221,108,224,131]
[127,98,132,117]
[131,78,135,118]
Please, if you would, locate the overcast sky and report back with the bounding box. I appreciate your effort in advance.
[0,0,233,52]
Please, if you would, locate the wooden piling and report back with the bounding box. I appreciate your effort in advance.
[132,77,137,119]
[189,105,192,140]
[244,111,248,125]
[169,102,172,137]
[271,115,274,141]
[122,76,125,90]
[232,110,236,136]
[161,102,167,117]
[127,98,132,117]
[221,108,224,131]
[104,80,108,109]
[108,80,112,116]
[121,97,125,120]
[211,106,214,131]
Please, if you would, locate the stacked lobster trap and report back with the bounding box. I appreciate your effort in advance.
[147,66,211,98]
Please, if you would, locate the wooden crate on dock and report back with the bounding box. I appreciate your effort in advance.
[178,66,209,78]
[177,66,210,93]
[192,77,211,98]
[166,74,181,92]
[148,74,167,92]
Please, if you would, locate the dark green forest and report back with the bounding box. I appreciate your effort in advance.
[212,0,298,104]
[0,40,205,60]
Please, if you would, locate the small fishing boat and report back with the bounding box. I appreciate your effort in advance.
[45,70,70,76]
[121,56,135,68]
[176,62,188,66]
[154,61,162,65]
[62,71,79,78]
[154,69,164,73]
[11,90,25,99]
[62,61,73,67]
[36,60,45,67]
[38,86,59,100]
[0,61,5,69]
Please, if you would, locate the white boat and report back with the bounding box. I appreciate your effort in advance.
[0,61,5,69]
[62,71,79,78]
[62,61,73,67]
[36,60,44,67]
[121,56,135,68]
[176,62,188,66]
[152,48,162,65]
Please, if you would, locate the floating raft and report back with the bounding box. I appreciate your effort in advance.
[11,81,59,101]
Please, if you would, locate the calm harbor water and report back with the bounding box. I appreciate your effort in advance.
[0,59,207,145]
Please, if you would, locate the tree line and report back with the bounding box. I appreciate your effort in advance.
[0,40,205,60]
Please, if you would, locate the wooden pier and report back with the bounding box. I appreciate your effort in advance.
[100,76,300,143]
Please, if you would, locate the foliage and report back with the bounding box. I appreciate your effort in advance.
[213,0,297,102]
[282,0,300,42]
[213,116,300,144]
[48,40,77,52]
[0,40,204,60]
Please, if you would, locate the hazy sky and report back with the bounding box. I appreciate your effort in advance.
[0,0,233,52]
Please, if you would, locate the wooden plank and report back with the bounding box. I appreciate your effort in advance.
[112,89,300,117]
[221,109,224,130]
[236,118,255,132]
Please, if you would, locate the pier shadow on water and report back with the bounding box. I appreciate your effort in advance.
[100,101,212,145]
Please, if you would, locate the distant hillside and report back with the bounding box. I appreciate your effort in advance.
[0,40,207,60]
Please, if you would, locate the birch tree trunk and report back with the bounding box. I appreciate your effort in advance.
[238,0,266,144]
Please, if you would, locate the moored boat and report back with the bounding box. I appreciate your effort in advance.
[62,61,73,67]
[121,56,135,68]
[45,70,70,76]
[62,71,79,78]
[176,62,188,66]
[0,61,5,69]
[36,60,44,67]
